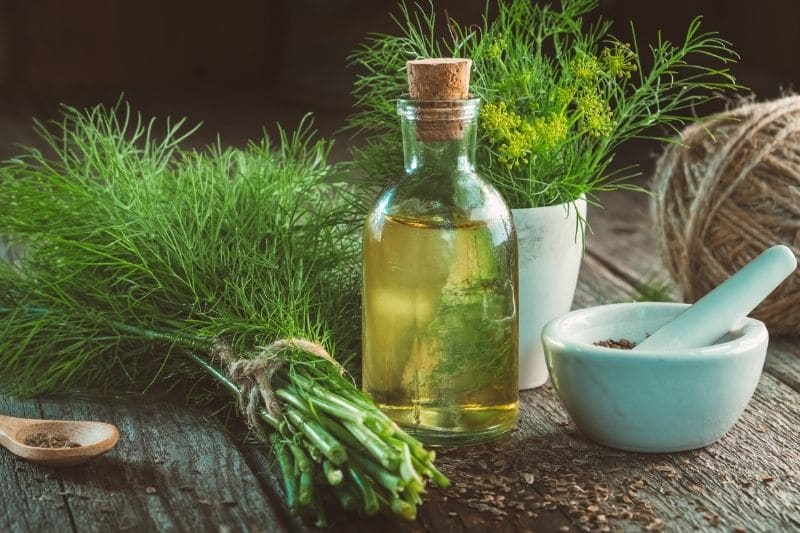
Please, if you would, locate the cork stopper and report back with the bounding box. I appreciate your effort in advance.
[406,58,473,141]
[407,58,472,100]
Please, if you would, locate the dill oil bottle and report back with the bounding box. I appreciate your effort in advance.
[362,58,518,446]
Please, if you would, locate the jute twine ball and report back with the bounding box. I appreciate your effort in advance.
[652,96,800,334]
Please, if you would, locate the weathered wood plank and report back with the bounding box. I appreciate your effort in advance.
[524,377,800,532]
[761,337,800,393]
[0,394,292,533]
[585,189,675,295]
[0,394,74,533]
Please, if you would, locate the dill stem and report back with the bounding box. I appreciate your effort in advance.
[298,470,314,506]
[350,452,405,493]
[313,489,327,528]
[411,454,450,489]
[285,409,347,466]
[323,460,343,486]
[335,485,359,511]
[391,425,436,464]
[308,395,365,424]
[106,320,209,351]
[396,441,423,485]
[346,465,379,516]
[287,371,368,422]
[342,420,400,471]
[314,411,362,449]
[275,387,311,413]
[375,490,417,520]
[271,434,299,514]
[288,441,311,474]
[185,351,282,429]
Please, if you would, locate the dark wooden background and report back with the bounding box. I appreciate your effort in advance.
[0,0,798,158]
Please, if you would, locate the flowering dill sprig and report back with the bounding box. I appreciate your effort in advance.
[347,0,741,208]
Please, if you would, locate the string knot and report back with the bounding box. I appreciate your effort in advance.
[211,337,342,430]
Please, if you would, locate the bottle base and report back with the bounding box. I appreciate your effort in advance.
[378,402,518,447]
[402,422,515,447]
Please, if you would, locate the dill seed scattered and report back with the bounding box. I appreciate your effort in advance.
[24,432,81,449]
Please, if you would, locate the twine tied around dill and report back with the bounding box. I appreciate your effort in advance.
[652,95,800,334]
[211,338,344,430]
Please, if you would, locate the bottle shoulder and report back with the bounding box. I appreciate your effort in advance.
[369,169,513,229]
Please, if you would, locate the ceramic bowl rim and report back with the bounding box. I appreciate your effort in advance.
[542,302,768,361]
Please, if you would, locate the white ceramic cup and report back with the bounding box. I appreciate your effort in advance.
[512,198,586,390]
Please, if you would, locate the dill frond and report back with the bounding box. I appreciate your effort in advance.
[346,0,742,208]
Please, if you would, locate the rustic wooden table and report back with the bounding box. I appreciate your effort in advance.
[2,190,798,532]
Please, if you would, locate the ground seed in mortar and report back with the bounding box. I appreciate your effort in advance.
[24,432,81,448]
[594,338,636,349]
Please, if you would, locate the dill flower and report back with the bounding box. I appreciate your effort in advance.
[601,43,638,79]
[487,33,506,60]
[555,86,576,109]
[575,89,615,137]
[539,113,568,149]
[480,100,522,144]
[499,120,538,167]
[348,0,740,208]
[481,101,537,168]
[497,129,532,168]
[570,53,601,81]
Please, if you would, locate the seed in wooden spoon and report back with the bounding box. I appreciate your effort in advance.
[24,432,81,448]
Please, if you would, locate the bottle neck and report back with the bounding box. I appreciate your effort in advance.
[397,97,480,177]
[401,118,477,175]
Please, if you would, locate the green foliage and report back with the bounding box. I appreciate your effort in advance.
[0,102,364,397]
[632,277,675,303]
[347,0,740,208]
[0,102,451,520]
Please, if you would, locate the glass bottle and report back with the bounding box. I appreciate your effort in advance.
[362,96,519,446]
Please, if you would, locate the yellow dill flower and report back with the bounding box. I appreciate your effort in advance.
[487,33,506,60]
[497,132,530,167]
[480,101,521,144]
[482,101,568,168]
[575,90,615,137]
[570,53,601,81]
[519,121,538,147]
[555,86,576,109]
[540,113,568,149]
[497,120,538,168]
[601,43,638,79]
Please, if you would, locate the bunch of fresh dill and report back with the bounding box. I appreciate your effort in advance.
[0,103,447,524]
[347,0,740,208]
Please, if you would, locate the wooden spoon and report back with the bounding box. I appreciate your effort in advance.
[0,414,119,467]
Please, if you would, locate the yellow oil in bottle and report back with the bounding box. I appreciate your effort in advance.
[362,213,518,446]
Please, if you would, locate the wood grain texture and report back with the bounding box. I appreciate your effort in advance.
[0,394,74,533]
[765,337,800,393]
[2,394,292,533]
[1,187,798,532]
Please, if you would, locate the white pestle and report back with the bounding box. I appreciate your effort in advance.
[633,245,797,351]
